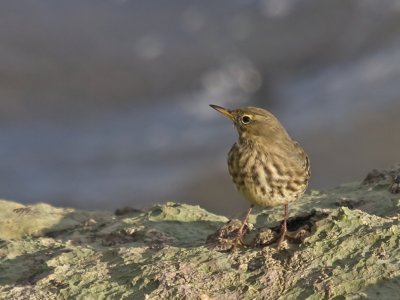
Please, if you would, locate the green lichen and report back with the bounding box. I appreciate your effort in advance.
[1,168,400,299]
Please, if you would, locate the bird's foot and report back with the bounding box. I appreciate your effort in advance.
[263,232,291,249]
[264,220,298,249]
[230,223,251,251]
[206,218,254,252]
[215,231,249,252]
[230,237,242,251]
[262,232,281,249]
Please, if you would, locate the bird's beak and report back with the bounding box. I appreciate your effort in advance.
[209,104,234,121]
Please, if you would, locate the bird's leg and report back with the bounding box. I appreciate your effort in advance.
[276,204,288,249]
[232,204,254,250]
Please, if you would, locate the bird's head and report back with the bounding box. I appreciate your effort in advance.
[210,104,289,142]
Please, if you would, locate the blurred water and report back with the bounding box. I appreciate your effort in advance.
[0,103,224,208]
[1,0,400,216]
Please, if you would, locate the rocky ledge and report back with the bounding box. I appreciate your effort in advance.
[1,167,400,299]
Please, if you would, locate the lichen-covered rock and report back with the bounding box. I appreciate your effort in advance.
[1,168,400,299]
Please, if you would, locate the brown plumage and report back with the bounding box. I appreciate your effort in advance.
[210,104,310,249]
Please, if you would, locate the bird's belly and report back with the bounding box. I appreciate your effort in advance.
[228,146,307,208]
[236,178,301,207]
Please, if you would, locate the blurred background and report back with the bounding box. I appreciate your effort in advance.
[1,0,400,216]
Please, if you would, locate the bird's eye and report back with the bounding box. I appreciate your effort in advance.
[241,115,251,124]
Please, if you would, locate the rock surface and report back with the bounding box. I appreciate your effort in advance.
[1,167,400,299]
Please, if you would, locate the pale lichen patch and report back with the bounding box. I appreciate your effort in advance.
[1,167,400,299]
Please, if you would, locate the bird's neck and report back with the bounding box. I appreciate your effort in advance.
[238,132,253,146]
[238,130,291,148]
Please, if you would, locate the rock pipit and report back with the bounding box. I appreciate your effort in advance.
[210,105,310,250]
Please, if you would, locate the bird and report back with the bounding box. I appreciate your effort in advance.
[210,104,310,250]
